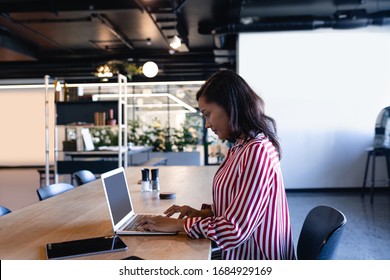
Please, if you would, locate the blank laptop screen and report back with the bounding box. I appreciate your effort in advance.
[103,171,132,225]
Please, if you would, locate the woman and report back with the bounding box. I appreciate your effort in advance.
[141,70,296,260]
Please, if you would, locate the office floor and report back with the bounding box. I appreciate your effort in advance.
[0,168,72,209]
[287,189,390,260]
[1,168,389,260]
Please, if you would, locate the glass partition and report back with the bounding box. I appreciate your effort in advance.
[55,81,230,166]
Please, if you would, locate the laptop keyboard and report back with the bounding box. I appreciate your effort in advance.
[124,215,155,231]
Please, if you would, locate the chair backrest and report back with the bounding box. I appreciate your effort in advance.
[37,183,75,201]
[0,206,11,217]
[297,205,347,260]
[73,170,96,186]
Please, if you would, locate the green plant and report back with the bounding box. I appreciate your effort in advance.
[89,127,118,147]
[172,126,198,151]
[128,119,147,146]
[86,115,201,152]
[172,114,201,151]
[140,119,173,152]
[108,61,143,80]
[128,116,201,152]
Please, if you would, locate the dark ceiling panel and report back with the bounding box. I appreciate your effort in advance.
[0,0,142,13]
[0,0,389,83]
[0,47,36,61]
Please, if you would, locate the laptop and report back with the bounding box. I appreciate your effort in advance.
[101,167,177,235]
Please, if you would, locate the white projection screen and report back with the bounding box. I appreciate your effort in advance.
[238,29,390,188]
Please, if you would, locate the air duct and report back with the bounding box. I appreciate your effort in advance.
[212,10,390,48]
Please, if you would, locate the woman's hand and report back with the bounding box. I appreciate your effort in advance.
[164,205,201,219]
[164,205,213,219]
[139,215,184,232]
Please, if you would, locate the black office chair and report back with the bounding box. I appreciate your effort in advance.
[297,205,347,260]
[0,205,11,217]
[72,170,96,186]
[37,183,75,201]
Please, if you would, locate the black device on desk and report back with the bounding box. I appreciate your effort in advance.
[45,235,127,259]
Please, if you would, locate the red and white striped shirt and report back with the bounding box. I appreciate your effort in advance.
[184,134,296,260]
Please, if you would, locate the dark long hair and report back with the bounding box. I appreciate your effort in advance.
[196,70,281,157]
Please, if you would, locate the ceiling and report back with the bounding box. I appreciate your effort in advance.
[0,0,390,83]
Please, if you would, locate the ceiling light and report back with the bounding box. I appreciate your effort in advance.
[240,17,254,25]
[169,35,182,49]
[54,80,62,91]
[92,93,197,113]
[142,61,159,78]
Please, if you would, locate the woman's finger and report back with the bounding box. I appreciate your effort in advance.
[178,213,186,219]
[164,205,184,217]
[164,205,179,214]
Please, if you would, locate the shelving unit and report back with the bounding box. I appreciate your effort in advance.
[53,75,128,182]
[55,101,118,125]
[117,74,128,167]
[46,78,204,183]
[44,75,51,186]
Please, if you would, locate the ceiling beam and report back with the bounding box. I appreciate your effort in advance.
[0,13,74,53]
[0,28,37,59]
[0,1,141,13]
[91,13,134,50]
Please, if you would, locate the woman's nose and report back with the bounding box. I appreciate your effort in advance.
[205,120,211,128]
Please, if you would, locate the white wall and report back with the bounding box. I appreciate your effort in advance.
[238,29,390,188]
[0,87,55,166]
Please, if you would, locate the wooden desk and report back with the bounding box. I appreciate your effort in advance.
[0,166,218,260]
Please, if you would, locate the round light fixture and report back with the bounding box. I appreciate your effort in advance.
[142,61,158,78]
[169,35,182,49]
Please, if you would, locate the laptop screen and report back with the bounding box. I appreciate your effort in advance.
[102,169,133,225]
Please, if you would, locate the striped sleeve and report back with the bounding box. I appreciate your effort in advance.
[183,136,295,260]
[185,142,272,248]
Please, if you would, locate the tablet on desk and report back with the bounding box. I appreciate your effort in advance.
[45,235,127,260]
